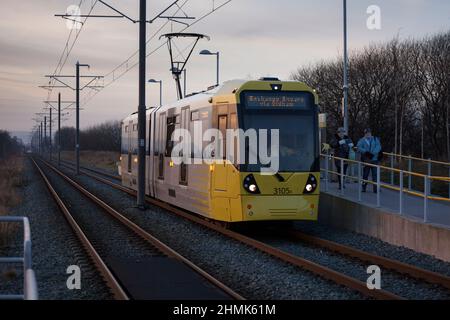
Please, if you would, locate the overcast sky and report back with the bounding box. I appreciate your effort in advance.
[1,0,449,141]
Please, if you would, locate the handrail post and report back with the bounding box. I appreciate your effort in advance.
[340,158,345,195]
[448,166,450,199]
[428,159,432,196]
[325,154,329,192]
[358,161,362,202]
[376,165,381,207]
[0,216,38,300]
[424,175,429,223]
[408,156,412,190]
[399,170,403,215]
[390,153,394,185]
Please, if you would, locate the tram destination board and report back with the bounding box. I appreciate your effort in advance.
[243,91,312,110]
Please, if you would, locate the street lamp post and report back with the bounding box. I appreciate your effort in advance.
[342,0,349,134]
[199,49,220,86]
[148,79,163,106]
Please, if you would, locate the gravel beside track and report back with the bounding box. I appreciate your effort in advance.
[0,157,111,299]
[293,221,450,279]
[246,230,450,299]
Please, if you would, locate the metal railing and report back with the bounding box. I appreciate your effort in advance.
[0,216,38,300]
[383,152,450,199]
[321,154,450,223]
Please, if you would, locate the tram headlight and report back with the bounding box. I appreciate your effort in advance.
[243,174,260,194]
[303,174,318,194]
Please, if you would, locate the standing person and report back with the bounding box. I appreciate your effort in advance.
[356,128,382,193]
[330,127,354,190]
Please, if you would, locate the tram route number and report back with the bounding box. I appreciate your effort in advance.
[273,187,292,195]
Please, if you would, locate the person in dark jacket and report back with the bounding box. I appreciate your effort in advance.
[330,127,354,190]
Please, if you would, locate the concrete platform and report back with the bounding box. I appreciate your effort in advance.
[319,185,450,262]
[322,181,450,226]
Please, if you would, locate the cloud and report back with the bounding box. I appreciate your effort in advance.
[0,0,449,134]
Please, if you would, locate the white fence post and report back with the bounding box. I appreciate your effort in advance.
[424,175,429,223]
[340,158,344,195]
[399,170,404,215]
[376,165,381,207]
[325,155,329,192]
[390,153,394,185]
[358,161,362,202]
[408,156,412,190]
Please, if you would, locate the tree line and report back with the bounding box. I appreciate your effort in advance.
[0,130,22,159]
[54,121,121,152]
[292,30,450,161]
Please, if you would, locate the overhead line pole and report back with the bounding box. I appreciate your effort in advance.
[49,107,52,161]
[137,0,147,209]
[76,62,91,175]
[342,0,349,134]
[54,0,194,209]
[58,93,61,166]
[43,68,103,175]
[44,116,47,155]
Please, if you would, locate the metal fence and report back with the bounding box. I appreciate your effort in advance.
[0,216,38,300]
[321,153,450,223]
[383,152,450,199]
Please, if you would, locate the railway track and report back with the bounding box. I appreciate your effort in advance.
[283,229,450,291]
[59,159,121,181]
[31,157,243,300]
[74,163,450,292]
[45,157,409,300]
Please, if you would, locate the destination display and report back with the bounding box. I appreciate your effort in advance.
[243,92,311,109]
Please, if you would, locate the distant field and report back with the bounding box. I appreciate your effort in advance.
[0,156,24,245]
[60,150,120,173]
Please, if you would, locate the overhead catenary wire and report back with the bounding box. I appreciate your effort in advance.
[81,0,233,107]
[45,1,99,102]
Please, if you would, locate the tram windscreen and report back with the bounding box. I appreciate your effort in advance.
[240,91,318,173]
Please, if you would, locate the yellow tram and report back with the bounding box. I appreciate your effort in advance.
[120,78,320,223]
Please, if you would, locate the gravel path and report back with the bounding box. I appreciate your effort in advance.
[60,165,365,300]
[0,158,111,300]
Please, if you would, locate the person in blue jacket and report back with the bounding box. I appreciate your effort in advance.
[356,128,382,193]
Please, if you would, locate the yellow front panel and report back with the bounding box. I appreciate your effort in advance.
[241,195,318,221]
[209,162,320,222]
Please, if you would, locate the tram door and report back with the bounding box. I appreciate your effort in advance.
[214,114,228,192]
[127,120,133,173]
[179,107,190,185]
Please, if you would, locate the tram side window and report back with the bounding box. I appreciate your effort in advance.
[165,116,176,157]
[121,124,128,154]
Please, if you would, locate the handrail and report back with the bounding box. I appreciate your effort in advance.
[323,153,450,181]
[320,153,450,223]
[0,216,38,300]
[383,152,450,167]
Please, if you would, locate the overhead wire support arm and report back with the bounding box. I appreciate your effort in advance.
[97,0,137,23]
[80,76,104,90]
[55,14,124,19]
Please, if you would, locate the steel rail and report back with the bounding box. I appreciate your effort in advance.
[38,158,243,301]
[64,163,402,300]
[59,159,121,181]
[285,230,450,290]
[31,157,129,300]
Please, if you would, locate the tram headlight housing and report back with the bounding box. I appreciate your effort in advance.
[243,174,260,194]
[303,174,318,194]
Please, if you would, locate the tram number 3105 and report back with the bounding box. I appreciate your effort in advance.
[273,187,292,195]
